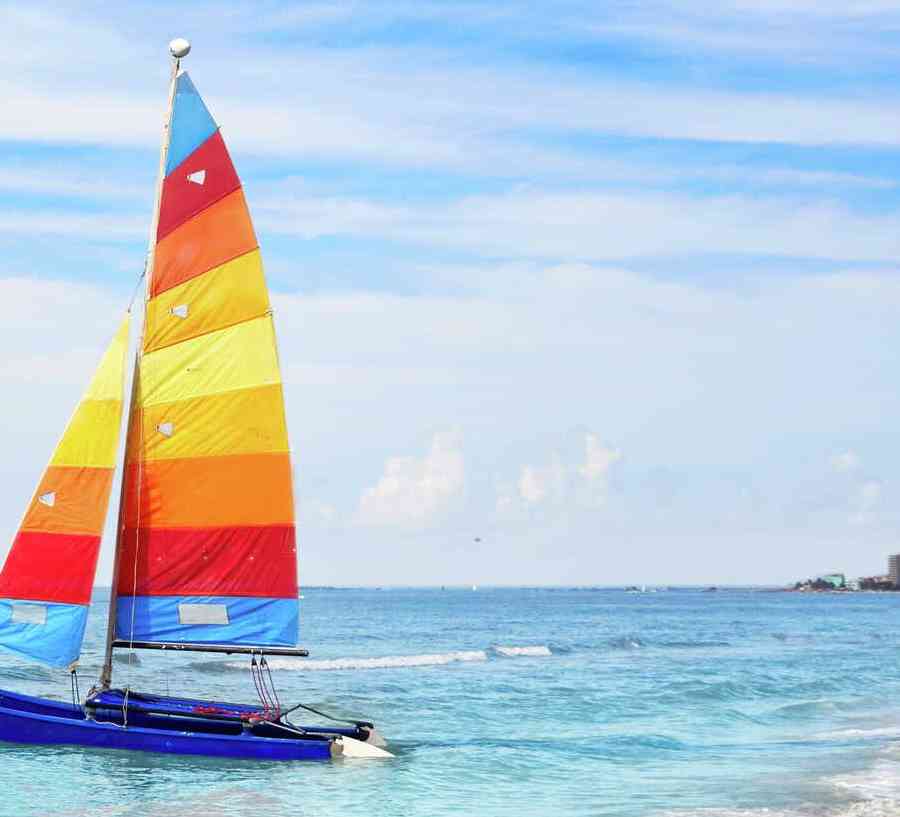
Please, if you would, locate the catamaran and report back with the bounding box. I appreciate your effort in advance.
[0,39,389,761]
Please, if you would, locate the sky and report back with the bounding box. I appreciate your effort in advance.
[2,1,900,586]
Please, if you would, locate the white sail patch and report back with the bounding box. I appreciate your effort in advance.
[187,170,206,185]
[11,604,47,626]
[178,603,229,625]
[38,492,55,507]
[157,422,174,437]
[171,304,189,319]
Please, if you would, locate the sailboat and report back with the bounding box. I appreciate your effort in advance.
[0,39,389,761]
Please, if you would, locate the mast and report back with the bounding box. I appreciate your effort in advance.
[99,39,187,689]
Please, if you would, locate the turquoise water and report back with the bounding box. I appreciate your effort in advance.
[3,588,900,817]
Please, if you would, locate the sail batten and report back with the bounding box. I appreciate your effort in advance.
[116,70,299,651]
[0,317,129,667]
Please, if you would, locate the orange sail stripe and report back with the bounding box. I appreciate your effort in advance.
[20,466,115,536]
[127,384,289,462]
[152,188,256,297]
[143,249,269,353]
[123,452,294,528]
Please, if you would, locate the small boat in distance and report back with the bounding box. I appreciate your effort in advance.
[0,39,389,761]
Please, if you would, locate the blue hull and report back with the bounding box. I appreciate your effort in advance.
[0,689,338,761]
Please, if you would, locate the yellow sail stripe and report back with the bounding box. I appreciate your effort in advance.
[84,318,130,401]
[127,384,289,462]
[47,315,129,468]
[143,249,270,354]
[138,315,281,408]
[50,399,123,468]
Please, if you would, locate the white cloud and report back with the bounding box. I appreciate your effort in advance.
[0,165,150,201]
[0,209,143,240]
[497,433,621,519]
[580,433,623,481]
[7,5,900,179]
[1,249,900,582]
[256,187,900,263]
[831,451,861,473]
[358,430,464,527]
[851,479,883,526]
[579,433,623,507]
[518,458,566,505]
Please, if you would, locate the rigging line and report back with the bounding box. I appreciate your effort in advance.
[250,653,269,717]
[254,653,277,719]
[127,259,148,312]
[257,655,274,718]
[258,656,276,718]
[261,656,281,716]
[279,700,373,728]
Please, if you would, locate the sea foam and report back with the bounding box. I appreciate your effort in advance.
[492,645,553,657]
[828,747,900,802]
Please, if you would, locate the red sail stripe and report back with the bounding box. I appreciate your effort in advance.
[0,532,101,605]
[115,525,297,598]
[157,131,241,241]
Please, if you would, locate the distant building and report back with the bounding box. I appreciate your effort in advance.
[889,554,900,587]
[859,575,894,591]
[818,573,846,589]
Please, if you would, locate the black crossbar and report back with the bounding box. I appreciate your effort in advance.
[111,640,309,657]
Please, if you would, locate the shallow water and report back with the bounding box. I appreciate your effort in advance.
[3,587,900,817]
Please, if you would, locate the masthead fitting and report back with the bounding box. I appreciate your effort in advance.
[169,38,191,59]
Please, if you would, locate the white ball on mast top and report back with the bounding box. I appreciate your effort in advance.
[169,38,191,59]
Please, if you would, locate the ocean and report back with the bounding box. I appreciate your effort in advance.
[3,587,900,817]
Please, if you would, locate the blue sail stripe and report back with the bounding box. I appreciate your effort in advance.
[0,599,88,668]
[116,595,298,646]
[165,73,218,175]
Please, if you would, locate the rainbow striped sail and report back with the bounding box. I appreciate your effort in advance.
[114,70,299,647]
[0,318,129,666]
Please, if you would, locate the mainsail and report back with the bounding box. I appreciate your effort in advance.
[114,70,299,648]
[0,317,129,666]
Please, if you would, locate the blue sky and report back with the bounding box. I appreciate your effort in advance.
[2,1,900,585]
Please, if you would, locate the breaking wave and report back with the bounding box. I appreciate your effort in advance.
[491,645,553,657]
[828,746,900,802]
[657,746,900,817]
[212,644,553,672]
